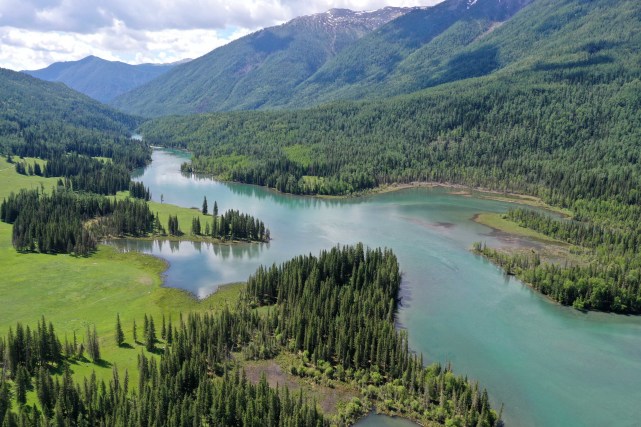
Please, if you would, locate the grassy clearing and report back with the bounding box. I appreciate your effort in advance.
[0,160,245,388]
[0,157,57,200]
[282,144,315,167]
[473,212,565,245]
[243,353,360,418]
[473,212,592,267]
[0,217,244,384]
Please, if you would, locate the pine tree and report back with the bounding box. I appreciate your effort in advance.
[145,316,156,352]
[202,197,208,215]
[133,319,138,344]
[115,314,125,347]
[166,316,173,345]
[86,325,100,362]
[14,365,29,405]
[213,201,218,217]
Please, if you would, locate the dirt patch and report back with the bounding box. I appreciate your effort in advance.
[244,359,301,391]
[138,276,153,286]
[243,358,359,416]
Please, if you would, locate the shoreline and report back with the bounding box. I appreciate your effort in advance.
[470,212,567,247]
[160,148,570,217]
[106,234,268,245]
[369,181,572,217]
[98,240,247,303]
[185,164,572,217]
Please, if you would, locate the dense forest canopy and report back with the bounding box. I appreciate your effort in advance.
[0,68,143,163]
[140,0,641,198]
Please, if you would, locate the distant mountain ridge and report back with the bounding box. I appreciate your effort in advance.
[110,0,535,116]
[109,7,416,116]
[23,56,183,103]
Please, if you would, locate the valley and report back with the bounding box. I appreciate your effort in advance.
[115,149,641,426]
[1,0,641,425]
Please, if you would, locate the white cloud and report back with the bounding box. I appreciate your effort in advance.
[0,0,442,71]
[0,25,252,70]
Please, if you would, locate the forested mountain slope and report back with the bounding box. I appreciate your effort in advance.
[114,0,636,114]
[0,67,141,160]
[285,0,533,107]
[141,0,641,199]
[23,56,180,103]
[111,7,413,116]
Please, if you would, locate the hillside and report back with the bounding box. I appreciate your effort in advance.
[140,0,641,198]
[286,0,533,107]
[111,0,535,116]
[110,7,414,116]
[0,67,141,159]
[23,56,180,103]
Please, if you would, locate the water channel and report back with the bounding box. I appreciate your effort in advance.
[110,149,641,427]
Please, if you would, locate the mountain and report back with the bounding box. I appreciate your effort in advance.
[0,67,141,157]
[140,0,641,197]
[110,7,415,116]
[286,0,533,107]
[23,56,181,103]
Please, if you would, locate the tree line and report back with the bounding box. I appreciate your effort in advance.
[43,154,132,196]
[473,241,640,313]
[1,188,154,255]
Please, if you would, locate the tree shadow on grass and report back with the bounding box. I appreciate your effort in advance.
[92,358,113,369]
[147,346,166,356]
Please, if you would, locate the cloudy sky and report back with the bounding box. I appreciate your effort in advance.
[0,0,443,71]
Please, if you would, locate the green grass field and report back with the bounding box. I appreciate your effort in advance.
[116,190,228,241]
[0,157,57,200]
[0,157,245,390]
[473,212,565,245]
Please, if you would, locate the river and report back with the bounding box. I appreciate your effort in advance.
[110,149,641,427]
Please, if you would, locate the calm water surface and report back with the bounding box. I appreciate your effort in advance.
[110,149,641,427]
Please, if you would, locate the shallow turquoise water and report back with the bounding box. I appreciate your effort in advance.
[110,149,641,426]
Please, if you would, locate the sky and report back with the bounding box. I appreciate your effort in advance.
[0,0,443,71]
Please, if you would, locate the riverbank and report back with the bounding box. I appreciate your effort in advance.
[472,212,564,246]
[371,182,572,217]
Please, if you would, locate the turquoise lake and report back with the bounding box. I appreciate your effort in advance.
[109,149,641,426]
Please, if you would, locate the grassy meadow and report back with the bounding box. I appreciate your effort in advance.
[0,156,245,389]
